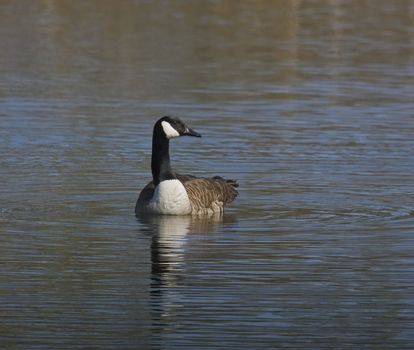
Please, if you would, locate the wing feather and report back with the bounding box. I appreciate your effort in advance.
[135,181,155,214]
[183,176,238,214]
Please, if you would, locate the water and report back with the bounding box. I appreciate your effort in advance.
[1,1,413,349]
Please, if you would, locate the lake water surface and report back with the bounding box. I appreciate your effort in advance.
[1,1,413,349]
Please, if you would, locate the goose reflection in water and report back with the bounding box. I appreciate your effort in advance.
[137,213,236,337]
[138,214,227,287]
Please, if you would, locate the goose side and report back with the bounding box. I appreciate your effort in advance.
[135,116,238,216]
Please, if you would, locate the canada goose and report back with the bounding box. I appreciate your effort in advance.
[135,116,238,215]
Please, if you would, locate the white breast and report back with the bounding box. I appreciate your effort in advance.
[148,179,192,215]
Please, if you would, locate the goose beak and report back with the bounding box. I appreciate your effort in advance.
[183,127,202,137]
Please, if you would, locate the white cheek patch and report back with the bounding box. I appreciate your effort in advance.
[161,121,180,139]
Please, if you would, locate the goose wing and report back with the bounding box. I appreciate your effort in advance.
[182,176,239,214]
[135,181,155,213]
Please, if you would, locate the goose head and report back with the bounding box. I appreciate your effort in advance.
[156,116,202,140]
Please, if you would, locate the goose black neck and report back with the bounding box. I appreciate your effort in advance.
[151,128,175,186]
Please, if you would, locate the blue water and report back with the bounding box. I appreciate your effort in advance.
[0,1,413,349]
